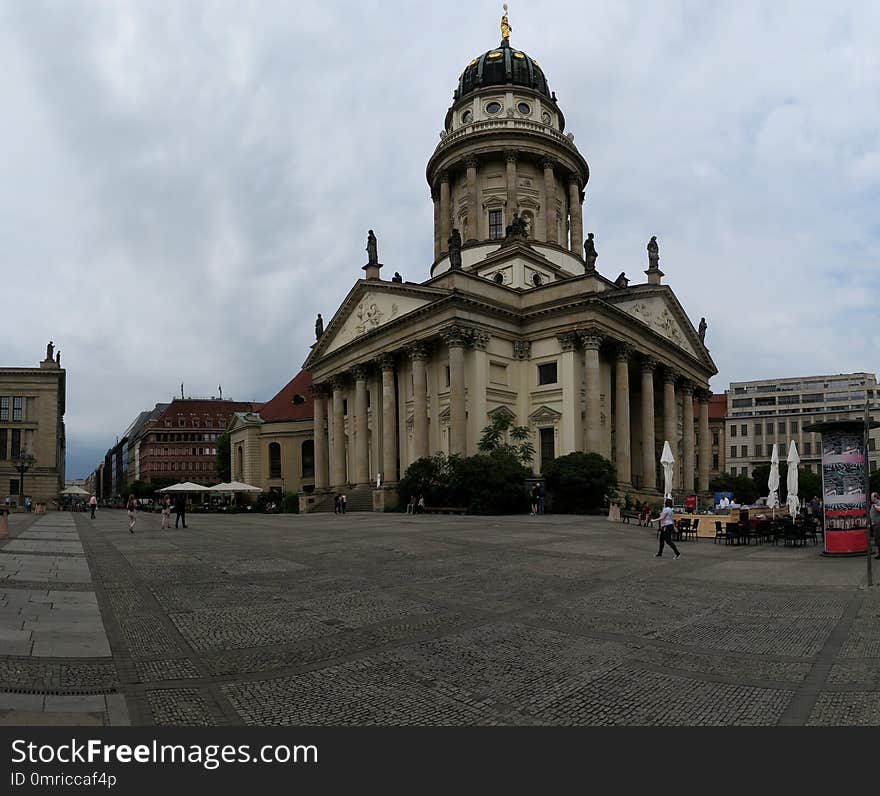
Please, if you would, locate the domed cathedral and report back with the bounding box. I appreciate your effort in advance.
[302,10,717,512]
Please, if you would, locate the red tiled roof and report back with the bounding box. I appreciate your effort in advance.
[155,398,253,423]
[258,370,313,422]
[693,393,727,420]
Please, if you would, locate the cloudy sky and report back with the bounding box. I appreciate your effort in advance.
[2,1,878,478]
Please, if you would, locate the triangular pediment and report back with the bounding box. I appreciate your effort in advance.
[529,405,562,424]
[608,291,701,359]
[307,281,447,363]
[488,405,516,420]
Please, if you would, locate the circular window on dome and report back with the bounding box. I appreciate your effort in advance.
[461,110,472,124]
[493,272,504,284]
[486,101,503,115]
[517,102,531,115]
[542,111,551,125]
[532,273,543,287]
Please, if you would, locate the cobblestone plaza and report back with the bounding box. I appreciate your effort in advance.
[1,510,878,726]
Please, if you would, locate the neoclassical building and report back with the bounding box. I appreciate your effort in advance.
[303,17,717,510]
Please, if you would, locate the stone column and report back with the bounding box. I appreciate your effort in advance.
[410,344,429,460]
[443,325,468,456]
[580,329,603,454]
[568,177,583,256]
[331,377,347,487]
[698,389,710,493]
[465,156,478,242]
[353,366,370,486]
[439,172,451,254]
[558,332,579,456]
[614,345,632,485]
[311,383,329,490]
[432,189,441,260]
[663,369,678,490]
[505,150,518,224]
[640,358,657,492]
[681,380,695,494]
[380,355,398,483]
[469,331,490,454]
[541,158,558,244]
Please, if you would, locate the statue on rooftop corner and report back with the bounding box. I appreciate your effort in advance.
[315,313,324,339]
[392,271,403,283]
[55,350,61,365]
[366,230,378,264]
[46,341,54,361]
[448,228,463,269]
[698,317,707,343]
[614,272,629,289]
[583,232,598,271]
[647,235,660,268]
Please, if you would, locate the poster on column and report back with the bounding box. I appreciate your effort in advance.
[820,429,868,554]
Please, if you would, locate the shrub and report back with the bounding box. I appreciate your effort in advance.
[453,451,530,514]
[542,452,617,513]
[281,493,299,513]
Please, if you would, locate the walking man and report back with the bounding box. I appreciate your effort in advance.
[126,495,137,534]
[174,493,188,529]
[89,494,97,519]
[656,498,681,559]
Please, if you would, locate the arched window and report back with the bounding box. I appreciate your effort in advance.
[269,442,281,478]
[301,440,315,478]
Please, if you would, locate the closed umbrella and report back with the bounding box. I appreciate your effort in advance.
[767,444,780,511]
[786,441,801,516]
[660,441,675,500]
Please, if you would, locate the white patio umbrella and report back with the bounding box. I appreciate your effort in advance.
[158,482,210,493]
[767,443,780,511]
[224,481,262,493]
[660,441,675,500]
[786,441,801,516]
[61,485,90,496]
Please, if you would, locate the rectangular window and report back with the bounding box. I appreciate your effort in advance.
[712,431,719,446]
[730,446,737,459]
[343,400,348,416]
[740,425,747,436]
[206,418,213,428]
[539,427,555,468]
[0,397,8,421]
[778,422,785,434]
[537,362,557,385]
[193,418,200,428]
[804,442,812,455]
[730,425,737,438]
[870,438,877,452]
[445,365,450,388]
[9,479,19,496]
[712,453,719,470]
[790,420,798,433]
[0,429,5,460]
[755,445,762,457]
[489,362,508,385]
[489,209,503,240]
[754,423,762,436]
[741,445,748,458]
[12,397,22,422]
[732,398,752,408]
[11,430,21,459]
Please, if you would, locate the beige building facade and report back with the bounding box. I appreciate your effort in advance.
[0,344,66,508]
[302,22,716,510]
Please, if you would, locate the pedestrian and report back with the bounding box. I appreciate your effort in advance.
[174,493,188,529]
[333,493,341,514]
[656,498,681,559]
[341,493,347,514]
[640,501,651,526]
[870,492,880,559]
[126,494,137,534]
[89,494,97,519]
[417,494,425,514]
[407,496,415,515]
[537,482,545,515]
[161,495,172,529]
[530,484,538,516]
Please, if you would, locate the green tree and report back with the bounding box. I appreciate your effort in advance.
[542,452,617,513]
[397,453,459,507]
[477,413,535,466]
[453,451,531,514]
[216,432,231,482]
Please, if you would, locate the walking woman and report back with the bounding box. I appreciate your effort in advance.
[656,498,681,559]
[126,494,137,534]
[161,495,172,530]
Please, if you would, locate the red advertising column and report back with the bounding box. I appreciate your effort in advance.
[804,420,875,556]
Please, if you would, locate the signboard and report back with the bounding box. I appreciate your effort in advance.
[685,495,697,511]
[820,429,868,555]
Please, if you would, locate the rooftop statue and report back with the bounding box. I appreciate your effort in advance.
[583,232,598,271]
[366,230,378,264]
[698,317,707,343]
[315,313,324,339]
[448,229,463,269]
[392,272,403,283]
[500,3,512,41]
[647,235,660,268]
[46,341,54,361]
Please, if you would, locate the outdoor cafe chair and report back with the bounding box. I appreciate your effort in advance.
[725,522,741,546]
[714,520,724,544]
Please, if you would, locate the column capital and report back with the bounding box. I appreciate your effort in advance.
[679,379,695,396]
[308,382,328,397]
[695,387,711,403]
[557,331,579,352]
[614,342,633,362]
[351,364,370,382]
[408,342,429,362]
[438,170,450,184]
[663,368,680,385]
[568,174,582,191]
[471,330,490,351]
[641,356,658,373]
[513,339,531,360]
[378,353,396,372]
[329,374,347,392]
[441,323,470,348]
[578,328,603,351]
[464,154,479,170]
[505,149,518,164]
[540,156,556,172]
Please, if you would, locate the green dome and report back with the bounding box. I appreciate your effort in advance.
[456,42,551,101]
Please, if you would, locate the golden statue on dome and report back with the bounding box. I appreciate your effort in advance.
[500,3,512,42]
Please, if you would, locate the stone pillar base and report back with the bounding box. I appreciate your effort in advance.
[373,486,399,512]
[299,491,330,514]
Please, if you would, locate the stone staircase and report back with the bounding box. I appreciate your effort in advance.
[309,487,375,513]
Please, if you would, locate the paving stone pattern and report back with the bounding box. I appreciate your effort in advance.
[2,509,880,725]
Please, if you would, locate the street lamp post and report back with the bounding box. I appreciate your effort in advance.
[13,452,36,510]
